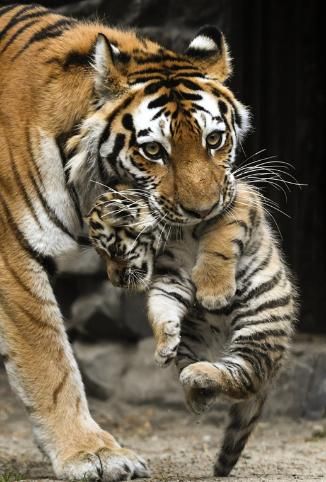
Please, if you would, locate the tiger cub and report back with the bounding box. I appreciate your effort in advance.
[87,181,297,477]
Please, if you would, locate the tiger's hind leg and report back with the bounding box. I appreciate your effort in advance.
[0,252,149,481]
[214,394,266,477]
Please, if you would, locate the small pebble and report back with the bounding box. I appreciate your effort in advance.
[312,424,325,438]
[202,434,211,443]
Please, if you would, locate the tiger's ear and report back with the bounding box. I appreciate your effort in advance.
[93,33,125,103]
[185,26,232,82]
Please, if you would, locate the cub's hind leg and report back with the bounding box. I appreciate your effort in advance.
[214,394,266,476]
[0,252,149,481]
[179,308,293,476]
[175,309,225,414]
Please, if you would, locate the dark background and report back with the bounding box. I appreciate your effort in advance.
[3,0,324,333]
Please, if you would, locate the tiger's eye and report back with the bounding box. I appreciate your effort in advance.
[206,131,223,149]
[142,142,162,158]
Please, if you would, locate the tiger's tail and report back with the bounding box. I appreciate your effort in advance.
[214,394,266,477]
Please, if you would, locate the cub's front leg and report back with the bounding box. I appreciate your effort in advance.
[148,249,195,367]
[0,254,149,481]
[193,189,253,310]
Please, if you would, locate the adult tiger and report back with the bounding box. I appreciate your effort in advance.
[0,4,250,481]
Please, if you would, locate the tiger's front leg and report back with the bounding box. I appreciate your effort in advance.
[0,257,149,481]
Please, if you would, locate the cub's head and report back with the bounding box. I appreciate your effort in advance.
[86,188,157,290]
[68,26,250,225]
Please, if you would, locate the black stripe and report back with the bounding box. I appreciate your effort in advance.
[130,76,164,86]
[222,360,254,393]
[239,269,283,302]
[13,18,75,59]
[226,219,249,234]
[134,54,190,65]
[0,5,35,35]
[233,314,291,330]
[0,7,49,45]
[0,5,20,17]
[99,94,136,148]
[234,328,288,343]
[129,65,204,77]
[231,348,268,377]
[148,94,170,109]
[14,300,60,333]
[106,133,126,164]
[53,371,69,405]
[144,80,166,95]
[64,50,91,69]
[176,349,198,363]
[56,133,84,228]
[1,11,51,54]
[26,165,76,240]
[155,266,182,278]
[237,244,273,282]
[177,91,202,101]
[178,341,202,362]
[151,288,191,309]
[232,238,244,256]
[9,147,42,229]
[204,250,233,261]
[233,299,292,327]
[1,18,38,54]
[0,191,56,276]
[1,251,53,301]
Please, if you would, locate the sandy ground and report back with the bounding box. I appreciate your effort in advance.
[0,369,325,482]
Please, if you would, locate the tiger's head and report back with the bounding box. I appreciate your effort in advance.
[67,26,250,225]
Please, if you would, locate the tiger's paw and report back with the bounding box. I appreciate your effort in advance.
[55,446,150,481]
[154,320,181,367]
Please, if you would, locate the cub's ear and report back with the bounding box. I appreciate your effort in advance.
[93,33,126,103]
[185,26,232,82]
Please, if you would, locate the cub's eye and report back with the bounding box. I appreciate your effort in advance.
[141,142,164,160]
[206,130,224,149]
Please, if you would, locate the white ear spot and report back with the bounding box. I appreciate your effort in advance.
[110,44,120,56]
[189,35,218,52]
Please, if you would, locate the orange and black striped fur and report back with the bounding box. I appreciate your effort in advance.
[87,181,297,477]
[1,4,251,480]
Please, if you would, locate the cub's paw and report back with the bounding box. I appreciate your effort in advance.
[154,320,181,367]
[180,362,220,414]
[193,266,237,310]
[55,446,150,481]
[192,263,237,310]
[180,361,220,390]
[196,282,236,310]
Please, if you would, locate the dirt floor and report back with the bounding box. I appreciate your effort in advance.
[0,369,325,482]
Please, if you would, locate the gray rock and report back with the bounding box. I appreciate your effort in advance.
[75,335,326,418]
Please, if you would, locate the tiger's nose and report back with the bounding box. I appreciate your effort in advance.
[197,208,213,218]
[180,204,216,219]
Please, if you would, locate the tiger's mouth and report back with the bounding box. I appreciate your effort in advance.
[148,192,234,226]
